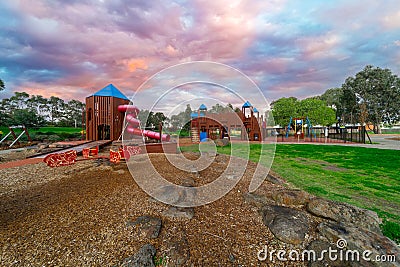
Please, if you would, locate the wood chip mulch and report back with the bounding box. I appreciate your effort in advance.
[0,152,306,266]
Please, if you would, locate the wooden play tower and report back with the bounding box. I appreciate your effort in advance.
[190,101,263,142]
[85,84,130,141]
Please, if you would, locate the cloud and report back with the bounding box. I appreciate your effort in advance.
[0,0,399,106]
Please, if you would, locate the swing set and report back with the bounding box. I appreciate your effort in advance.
[285,117,316,139]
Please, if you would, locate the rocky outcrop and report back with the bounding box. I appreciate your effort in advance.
[260,205,310,245]
[317,222,400,267]
[246,184,399,266]
[121,244,156,267]
[307,198,382,234]
[273,189,311,206]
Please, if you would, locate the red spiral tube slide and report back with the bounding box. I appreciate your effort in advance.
[119,105,170,142]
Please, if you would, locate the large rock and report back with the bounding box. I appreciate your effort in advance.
[273,189,311,206]
[214,138,230,147]
[307,198,382,234]
[243,192,274,208]
[127,215,162,239]
[121,244,156,267]
[261,205,310,245]
[266,171,285,185]
[317,222,400,267]
[165,235,190,266]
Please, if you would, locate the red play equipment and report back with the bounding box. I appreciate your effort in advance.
[43,145,142,167]
[120,105,170,142]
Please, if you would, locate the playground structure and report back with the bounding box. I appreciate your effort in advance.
[190,101,265,142]
[85,84,130,141]
[285,117,316,139]
[263,116,372,144]
[0,126,32,148]
[118,105,170,142]
[85,84,170,143]
[43,84,174,167]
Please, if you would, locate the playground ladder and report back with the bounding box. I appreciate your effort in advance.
[191,127,200,142]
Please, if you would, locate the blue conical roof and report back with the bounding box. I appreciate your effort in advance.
[92,84,129,100]
[199,104,207,110]
[253,107,259,113]
[242,101,252,108]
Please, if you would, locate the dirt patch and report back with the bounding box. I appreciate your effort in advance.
[295,157,348,172]
[0,153,306,266]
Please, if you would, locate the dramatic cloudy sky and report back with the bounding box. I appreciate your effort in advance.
[1,0,399,110]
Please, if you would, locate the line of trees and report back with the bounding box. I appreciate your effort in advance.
[270,65,400,133]
[2,64,399,133]
[270,97,336,127]
[0,90,84,128]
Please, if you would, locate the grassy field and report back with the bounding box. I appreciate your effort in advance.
[180,143,400,243]
[0,126,82,142]
[0,126,81,134]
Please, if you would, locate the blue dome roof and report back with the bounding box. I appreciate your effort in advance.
[242,101,252,108]
[92,84,129,100]
[199,104,207,110]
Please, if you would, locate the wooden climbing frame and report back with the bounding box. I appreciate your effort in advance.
[0,126,32,147]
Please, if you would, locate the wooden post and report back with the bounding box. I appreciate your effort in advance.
[23,126,32,142]
[9,127,20,146]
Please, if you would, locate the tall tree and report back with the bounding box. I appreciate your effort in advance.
[342,65,400,133]
[271,97,336,127]
[9,92,30,110]
[270,97,298,127]
[0,79,4,91]
[47,96,65,124]
[298,98,336,126]
[59,99,85,127]
[11,109,46,128]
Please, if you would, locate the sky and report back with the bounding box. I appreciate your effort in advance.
[1,0,399,112]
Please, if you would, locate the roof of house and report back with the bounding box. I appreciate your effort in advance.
[92,84,129,100]
[242,101,252,108]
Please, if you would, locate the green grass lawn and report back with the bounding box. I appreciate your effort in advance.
[180,143,400,243]
[0,126,82,142]
[0,126,82,134]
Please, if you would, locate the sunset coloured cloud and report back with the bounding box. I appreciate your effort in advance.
[0,0,399,110]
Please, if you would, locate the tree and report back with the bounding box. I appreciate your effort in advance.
[182,104,192,131]
[11,109,46,128]
[271,97,336,127]
[9,92,30,110]
[270,97,298,127]
[27,95,49,117]
[209,103,235,113]
[61,99,84,127]
[0,79,4,91]
[47,96,65,124]
[342,65,400,133]
[298,98,336,126]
